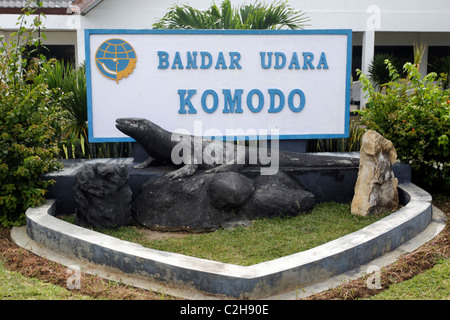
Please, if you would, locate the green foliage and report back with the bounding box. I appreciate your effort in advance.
[0,2,46,84]
[152,0,310,30]
[429,56,450,89]
[309,120,366,153]
[37,59,133,159]
[358,61,450,193]
[0,3,65,226]
[37,59,89,158]
[413,42,426,72]
[41,60,88,140]
[368,53,402,90]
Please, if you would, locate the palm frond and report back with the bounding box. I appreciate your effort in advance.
[152,0,310,30]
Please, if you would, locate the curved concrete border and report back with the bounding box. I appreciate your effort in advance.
[19,182,438,299]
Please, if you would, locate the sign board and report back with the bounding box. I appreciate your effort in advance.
[85,29,352,142]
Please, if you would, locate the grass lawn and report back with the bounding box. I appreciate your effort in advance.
[0,262,92,300]
[1,197,446,300]
[101,202,389,266]
[368,259,450,300]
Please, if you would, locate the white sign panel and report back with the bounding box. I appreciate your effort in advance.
[85,29,352,142]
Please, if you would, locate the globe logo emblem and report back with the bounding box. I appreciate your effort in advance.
[95,38,137,83]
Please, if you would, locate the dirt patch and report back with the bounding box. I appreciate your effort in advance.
[140,228,191,241]
[433,195,450,215]
[0,228,177,300]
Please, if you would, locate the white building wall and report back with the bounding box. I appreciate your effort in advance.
[1,0,449,102]
[70,0,450,32]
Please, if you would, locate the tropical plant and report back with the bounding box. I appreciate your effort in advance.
[42,61,87,139]
[413,42,426,72]
[0,2,66,226]
[38,59,88,158]
[358,60,450,193]
[37,59,133,159]
[152,0,310,30]
[368,53,402,90]
[309,121,366,153]
[430,56,450,89]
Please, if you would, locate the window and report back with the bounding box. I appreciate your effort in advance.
[24,44,75,65]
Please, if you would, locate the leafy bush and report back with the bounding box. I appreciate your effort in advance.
[358,60,450,193]
[0,5,66,226]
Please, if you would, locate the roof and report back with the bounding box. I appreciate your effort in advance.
[0,0,102,14]
[71,0,103,15]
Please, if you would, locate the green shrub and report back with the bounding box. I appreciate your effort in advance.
[0,75,65,227]
[358,60,450,193]
[0,4,66,226]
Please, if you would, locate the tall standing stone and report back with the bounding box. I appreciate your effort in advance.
[351,130,399,216]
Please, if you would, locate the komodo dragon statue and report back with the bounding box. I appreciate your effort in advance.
[115,118,359,180]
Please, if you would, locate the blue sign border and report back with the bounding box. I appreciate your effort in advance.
[85,29,352,143]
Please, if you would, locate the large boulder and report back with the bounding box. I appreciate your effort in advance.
[207,172,255,209]
[132,170,315,232]
[74,163,132,229]
[132,173,232,232]
[351,130,399,216]
[242,172,315,219]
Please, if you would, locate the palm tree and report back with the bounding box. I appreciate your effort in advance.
[152,0,310,30]
[368,53,402,91]
[430,56,450,89]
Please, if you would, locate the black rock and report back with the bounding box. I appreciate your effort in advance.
[74,163,132,229]
[207,172,254,209]
[242,172,316,219]
[132,173,233,232]
[132,170,315,232]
